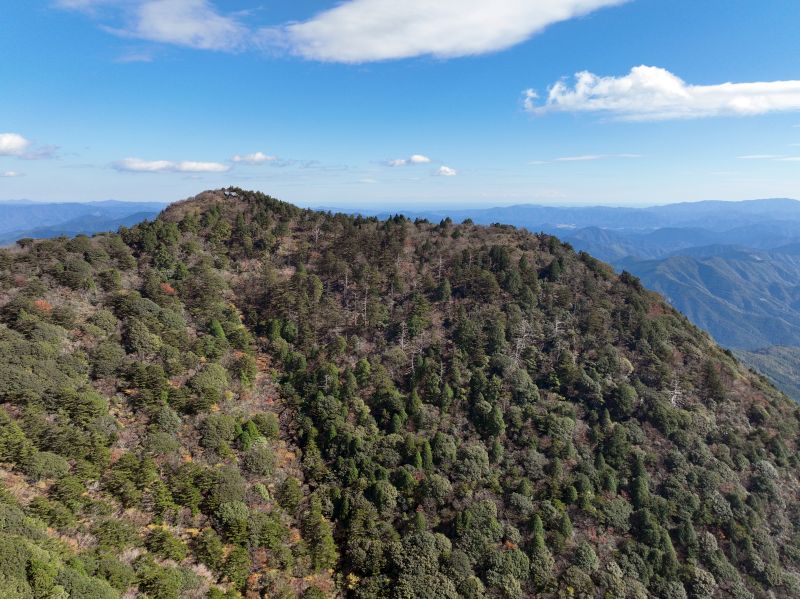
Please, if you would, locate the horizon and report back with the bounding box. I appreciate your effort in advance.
[1,194,799,213]
[3,1,800,206]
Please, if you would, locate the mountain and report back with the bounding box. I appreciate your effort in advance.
[0,200,166,246]
[347,198,800,236]
[1,188,799,599]
[736,346,800,402]
[616,248,800,350]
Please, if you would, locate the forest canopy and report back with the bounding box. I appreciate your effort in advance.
[0,188,798,599]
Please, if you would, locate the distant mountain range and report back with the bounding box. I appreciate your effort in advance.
[338,198,800,401]
[347,197,800,235]
[0,200,166,245]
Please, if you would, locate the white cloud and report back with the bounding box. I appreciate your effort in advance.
[59,0,628,63]
[1,171,23,178]
[176,160,230,172]
[0,133,56,160]
[738,154,785,160]
[131,0,245,51]
[280,0,627,62]
[232,151,276,164]
[435,166,458,177]
[113,157,230,173]
[0,133,31,156]
[387,154,431,167]
[526,66,800,121]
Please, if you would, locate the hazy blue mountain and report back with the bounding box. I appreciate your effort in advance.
[736,346,800,401]
[0,200,166,245]
[616,249,800,350]
[342,197,800,233]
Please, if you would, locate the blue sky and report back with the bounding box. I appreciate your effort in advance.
[1,0,799,207]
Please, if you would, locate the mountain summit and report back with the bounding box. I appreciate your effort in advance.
[1,189,798,598]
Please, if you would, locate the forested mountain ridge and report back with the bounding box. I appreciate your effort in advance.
[1,188,799,599]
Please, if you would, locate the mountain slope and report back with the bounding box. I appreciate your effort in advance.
[736,346,800,402]
[1,189,799,599]
[618,250,800,350]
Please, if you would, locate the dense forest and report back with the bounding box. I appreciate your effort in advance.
[0,188,799,599]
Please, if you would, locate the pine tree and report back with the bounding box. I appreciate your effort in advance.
[303,495,339,571]
[631,453,650,509]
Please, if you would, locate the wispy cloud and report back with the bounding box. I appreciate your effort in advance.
[115,50,155,63]
[58,0,247,51]
[435,166,458,177]
[113,157,230,173]
[1,171,23,178]
[387,154,431,167]
[526,66,800,121]
[54,0,115,10]
[231,152,276,164]
[20,145,59,160]
[555,153,641,161]
[531,153,641,164]
[127,0,245,51]
[738,154,800,162]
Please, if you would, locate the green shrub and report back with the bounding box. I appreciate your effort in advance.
[23,451,70,481]
[92,519,139,550]
[200,414,237,452]
[188,363,228,411]
[243,442,275,476]
[146,528,188,562]
[251,412,279,439]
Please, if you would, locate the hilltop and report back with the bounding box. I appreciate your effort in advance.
[0,189,799,599]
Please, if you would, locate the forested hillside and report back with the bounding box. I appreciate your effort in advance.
[1,189,799,599]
